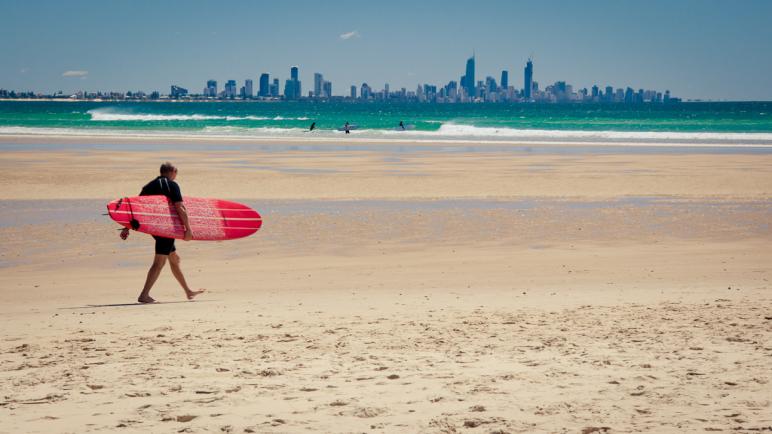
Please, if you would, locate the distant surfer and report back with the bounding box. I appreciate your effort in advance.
[344,121,350,134]
[399,121,405,131]
[309,122,316,131]
[121,162,205,303]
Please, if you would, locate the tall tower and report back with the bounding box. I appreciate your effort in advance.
[259,73,270,97]
[524,59,533,99]
[323,81,332,98]
[206,80,217,97]
[500,70,508,89]
[285,66,301,100]
[464,54,475,98]
[314,73,323,97]
[225,80,237,98]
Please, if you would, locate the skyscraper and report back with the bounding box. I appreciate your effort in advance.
[350,85,357,99]
[524,59,533,99]
[284,79,295,99]
[205,80,217,97]
[314,73,323,98]
[259,73,270,97]
[323,81,332,98]
[271,79,279,97]
[285,66,301,100]
[463,55,475,98]
[500,70,508,90]
[244,79,253,98]
[360,83,371,100]
[224,80,237,98]
[170,85,188,99]
[485,76,497,93]
[624,87,634,103]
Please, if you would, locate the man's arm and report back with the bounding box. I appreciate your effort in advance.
[119,189,145,240]
[174,202,193,241]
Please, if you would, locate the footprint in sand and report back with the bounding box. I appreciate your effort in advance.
[581,428,611,434]
[352,407,386,418]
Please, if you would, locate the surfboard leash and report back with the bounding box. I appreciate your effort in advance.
[124,197,141,230]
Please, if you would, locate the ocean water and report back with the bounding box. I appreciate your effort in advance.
[1,100,771,145]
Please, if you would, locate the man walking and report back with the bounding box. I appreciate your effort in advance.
[121,162,205,303]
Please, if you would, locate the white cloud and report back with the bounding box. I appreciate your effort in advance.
[62,70,89,78]
[339,30,359,40]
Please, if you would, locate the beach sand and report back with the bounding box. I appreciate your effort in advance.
[1,140,771,433]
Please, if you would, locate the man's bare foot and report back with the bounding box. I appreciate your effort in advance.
[186,289,205,300]
[137,295,156,304]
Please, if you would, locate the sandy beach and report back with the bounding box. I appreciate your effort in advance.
[1,137,771,433]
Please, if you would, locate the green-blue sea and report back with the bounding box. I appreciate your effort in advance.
[1,101,771,145]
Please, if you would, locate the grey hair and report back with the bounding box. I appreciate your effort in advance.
[160,161,177,175]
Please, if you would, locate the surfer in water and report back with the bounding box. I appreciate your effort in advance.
[309,122,316,131]
[399,121,405,131]
[344,121,351,134]
[121,162,205,303]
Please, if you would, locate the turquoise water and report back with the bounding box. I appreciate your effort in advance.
[1,101,771,144]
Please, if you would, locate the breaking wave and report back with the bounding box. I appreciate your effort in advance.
[3,123,772,146]
[376,123,772,142]
[88,109,222,121]
[88,109,307,122]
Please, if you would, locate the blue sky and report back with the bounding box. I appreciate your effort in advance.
[1,0,771,100]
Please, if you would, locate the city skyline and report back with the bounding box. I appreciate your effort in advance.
[1,55,680,104]
[1,1,771,100]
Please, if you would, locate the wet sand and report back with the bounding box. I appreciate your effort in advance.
[1,144,771,433]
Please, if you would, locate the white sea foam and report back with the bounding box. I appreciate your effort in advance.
[269,116,310,120]
[201,126,307,135]
[88,109,223,121]
[374,123,772,142]
[3,124,772,147]
[225,115,270,121]
[88,109,308,122]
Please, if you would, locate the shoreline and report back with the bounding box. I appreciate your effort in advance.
[2,132,772,149]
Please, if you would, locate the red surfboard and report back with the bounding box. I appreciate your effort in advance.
[107,196,262,241]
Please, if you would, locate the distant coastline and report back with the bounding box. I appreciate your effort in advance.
[0,97,697,104]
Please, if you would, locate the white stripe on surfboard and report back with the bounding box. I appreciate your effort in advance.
[113,205,256,212]
[114,220,259,231]
[111,210,261,221]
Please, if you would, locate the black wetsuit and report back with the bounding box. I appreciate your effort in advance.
[139,176,183,255]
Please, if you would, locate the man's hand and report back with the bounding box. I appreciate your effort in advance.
[120,227,130,240]
[174,202,192,241]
